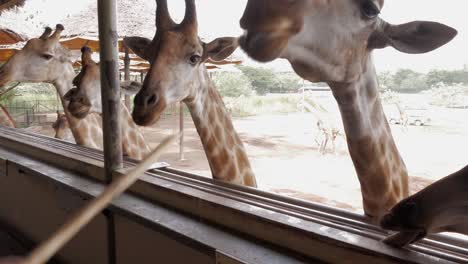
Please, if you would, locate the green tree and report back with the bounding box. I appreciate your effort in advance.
[237,65,278,95]
[274,73,303,93]
[426,69,468,87]
[390,69,429,93]
[212,72,252,98]
[378,71,395,91]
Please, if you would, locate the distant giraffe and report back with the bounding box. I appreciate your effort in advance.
[301,98,344,154]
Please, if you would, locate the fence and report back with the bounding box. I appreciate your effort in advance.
[3,99,186,128]
[4,100,63,128]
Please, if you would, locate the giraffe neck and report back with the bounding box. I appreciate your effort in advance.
[0,105,16,128]
[184,68,257,187]
[53,69,104,150]
[120,103,151,160]
[328,59,409,221]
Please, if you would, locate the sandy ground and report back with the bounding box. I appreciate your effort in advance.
[33,93,468,215]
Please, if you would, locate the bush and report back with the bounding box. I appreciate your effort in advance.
[236,65,277,95]
[213,72,252,97]
[223,94,312,117]
[429,83,468,108]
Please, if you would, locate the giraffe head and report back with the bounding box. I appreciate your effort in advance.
[239,0,457,82]
[64,46,141,119]
[0,25,74,87]
[124,0,239,126]
[52,111,70,138]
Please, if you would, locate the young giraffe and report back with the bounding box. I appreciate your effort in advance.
[0,25,104,149]
[0,105,16,127]
[124,0,257,187]
[239,0,456,221]
[64,46,151,160]
[52,111,75,143]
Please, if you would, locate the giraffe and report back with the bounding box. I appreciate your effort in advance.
[124,0,257,187]
[52,111,75,143]
[0,24,104,149]
[301,98,344,155]
[238,0,457,221]
[381,164,468,247]
[0,105,16,127]
[64,46,151,160]
[395,103,409,131]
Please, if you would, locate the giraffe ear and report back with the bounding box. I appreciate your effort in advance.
[124,37,152,61]
[369,21,457,54]
[204,37,239,62]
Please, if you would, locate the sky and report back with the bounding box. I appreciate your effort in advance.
[170,0,468,73]
[5,0,468,73]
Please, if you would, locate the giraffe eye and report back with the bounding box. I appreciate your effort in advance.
[41,54,53,60]
[189,54,201,65]
[361,1,380,19]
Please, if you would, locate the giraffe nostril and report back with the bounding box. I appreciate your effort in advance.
[147,94,157,106]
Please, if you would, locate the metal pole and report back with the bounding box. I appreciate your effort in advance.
[123,46,131,109]
[179,103,184,160]
[97,1,121,263]
[98,0,123,180]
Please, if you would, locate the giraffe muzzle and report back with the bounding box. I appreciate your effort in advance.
[239,31,289,63]
[132,92,167,126]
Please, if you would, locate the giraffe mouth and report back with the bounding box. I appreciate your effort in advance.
[132,111,161,126]
[239,31,289,63]
[68,104,91,119]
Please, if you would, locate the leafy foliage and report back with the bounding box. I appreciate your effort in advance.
[429,83,468,108]
[378,68,468,93]
[212,72,252,98]
[236,66,302,95]
[236,66,277,95]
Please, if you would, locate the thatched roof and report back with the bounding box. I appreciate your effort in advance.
[0,0,243,70]
[0,28,23,44]
[62,0,156,39]
[0,0,25,12]
[0,0,58,38]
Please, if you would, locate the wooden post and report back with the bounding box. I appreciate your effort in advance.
[179,103,184,160]
[124,46,131,109]
[97,1,121,263]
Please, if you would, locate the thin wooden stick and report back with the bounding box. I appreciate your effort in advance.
[23,134,178,264]
[0,82,20,98]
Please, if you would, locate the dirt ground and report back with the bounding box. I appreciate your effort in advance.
[139,108,468,214]
[34,95,468,215]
